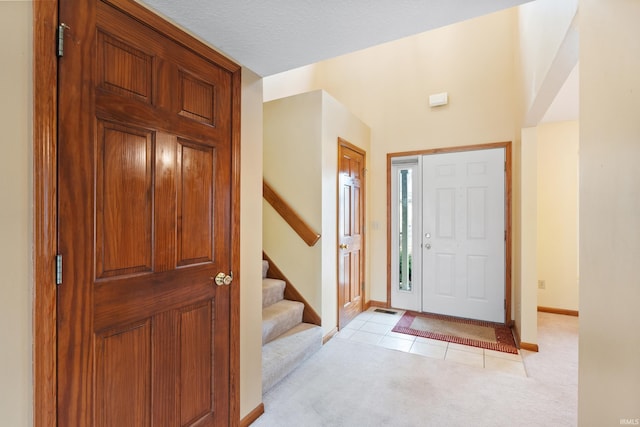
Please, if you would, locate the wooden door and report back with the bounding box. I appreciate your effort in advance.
[421,148,505,323]
[338,140,365,329]
[56,0,239,425]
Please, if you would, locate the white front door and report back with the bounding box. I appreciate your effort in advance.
[421,148,505,322]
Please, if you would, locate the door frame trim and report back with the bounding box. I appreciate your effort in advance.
[386,141,512,324]
[34,1,59,425]
[337,138,367,329]
[33,1,241,425]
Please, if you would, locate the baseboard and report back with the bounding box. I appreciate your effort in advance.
[366,300,389,310]
[323,327,338,344]
[240,403,264,427]
[511,322,539,353]
[519,342,539,352]
[538,306,579,317]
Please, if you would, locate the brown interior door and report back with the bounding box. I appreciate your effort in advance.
[338,140,365,329]
[56,1,238,425]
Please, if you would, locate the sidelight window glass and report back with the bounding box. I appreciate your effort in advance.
[398,168,413,292]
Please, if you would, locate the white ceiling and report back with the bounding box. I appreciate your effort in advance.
[139,0,532,77]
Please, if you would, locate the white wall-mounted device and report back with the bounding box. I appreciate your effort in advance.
[429,92,448,107]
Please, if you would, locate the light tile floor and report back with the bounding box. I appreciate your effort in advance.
[335,307,527,377]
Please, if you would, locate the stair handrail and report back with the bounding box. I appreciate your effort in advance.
[263,180,321,247]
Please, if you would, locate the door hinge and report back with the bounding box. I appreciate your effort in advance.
[504,299,507,309]
[57,23,69,57]
[55,254,63,285]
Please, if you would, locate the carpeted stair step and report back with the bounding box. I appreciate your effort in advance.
[262,322,323,394]
[262,260,269,279]
[262,300,304,344]
[262,278,286,308]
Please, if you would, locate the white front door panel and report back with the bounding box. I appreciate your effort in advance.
[422,148,505,322]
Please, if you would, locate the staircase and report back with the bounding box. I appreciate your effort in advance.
[262,260,323,394]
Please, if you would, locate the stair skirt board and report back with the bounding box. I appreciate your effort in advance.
[262,323,323,394]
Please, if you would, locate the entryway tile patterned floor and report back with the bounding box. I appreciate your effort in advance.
[335,307,527,377]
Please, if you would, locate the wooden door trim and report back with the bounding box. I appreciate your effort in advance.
[229,55,242,427]
[33,1,241,425]
[34,1,59,425]
[337,138,366,328]
[386,141,512,324]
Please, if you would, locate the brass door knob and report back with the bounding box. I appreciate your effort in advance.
[213,272,233,286]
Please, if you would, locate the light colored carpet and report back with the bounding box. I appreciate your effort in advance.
[252,312,578,427]
[262,299,304,344]
[262,323,323,394]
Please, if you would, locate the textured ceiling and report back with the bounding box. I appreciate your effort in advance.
[139,0,531,76]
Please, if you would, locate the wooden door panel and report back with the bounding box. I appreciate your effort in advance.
[95,120,153,278]
[177,141,215,266]
[96,321,152,427]
[179,302,214,425]
[97,30,154,103]
[339,252,350,308]
[341,184,352,236]
[350,249,362,303]
[353,185,361,233]
[178,71,216,125]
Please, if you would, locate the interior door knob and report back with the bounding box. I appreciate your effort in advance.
[214,272,233,286]
[339,243,349,249]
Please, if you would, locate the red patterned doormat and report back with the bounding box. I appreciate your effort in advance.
[392,312,518,354]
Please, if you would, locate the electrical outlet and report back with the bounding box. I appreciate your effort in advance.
[538,280,546,290]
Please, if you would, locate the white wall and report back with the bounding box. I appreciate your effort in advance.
[519,128,538,345]
[239,67,264,419]
[515,0,579,344]
[579,0,640,424]
[518,0,579,125]
[263,91,323,313]
[537,121,579,311]
[0,2,33,426]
